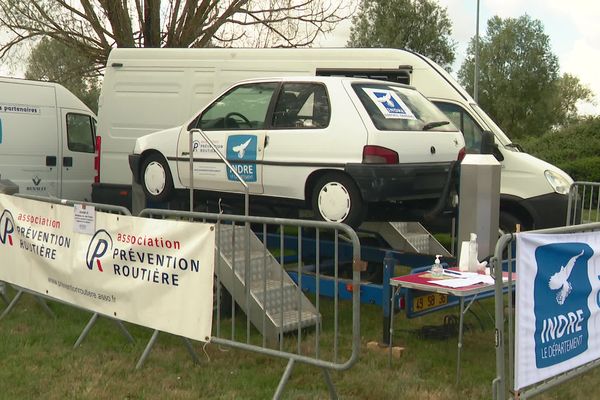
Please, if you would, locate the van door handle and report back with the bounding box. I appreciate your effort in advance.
[264,135,269,148]
[63,157,73,167]
[46,156,57,166]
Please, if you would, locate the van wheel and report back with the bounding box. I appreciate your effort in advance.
[312,173,365,228]
[141,153,174,203]
[499,211,526,235]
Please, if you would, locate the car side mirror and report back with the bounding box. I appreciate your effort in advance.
[480,130,504,161]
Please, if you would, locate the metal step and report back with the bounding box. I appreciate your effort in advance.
[359,221,452,257]
[215,225,320,340]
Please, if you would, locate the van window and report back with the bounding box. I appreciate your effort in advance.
[272,83,330,129]
[66,113,95,153]
[434,102,484,153]
[197,82,277,130]
[352,83,457,132]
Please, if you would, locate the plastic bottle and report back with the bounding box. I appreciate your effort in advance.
[468,233,479,272]
[431,254,443,278]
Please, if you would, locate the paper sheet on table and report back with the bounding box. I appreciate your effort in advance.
[428,275,495,288]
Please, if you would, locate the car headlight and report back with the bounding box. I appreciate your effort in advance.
[544,170,571,195]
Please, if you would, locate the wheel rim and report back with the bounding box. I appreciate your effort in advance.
[144,161,166,195]
[317,182,351,222]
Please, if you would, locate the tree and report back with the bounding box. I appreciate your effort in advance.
[347,0,455,69]
[0,1,352,74]
[458,15,593,139]
[25,37,101,113]
[552,73,594,126]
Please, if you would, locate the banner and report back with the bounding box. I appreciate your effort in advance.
[515,231,600,390]
[0,194,215,342]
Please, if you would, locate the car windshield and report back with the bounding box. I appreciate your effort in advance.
[352,83,458,132]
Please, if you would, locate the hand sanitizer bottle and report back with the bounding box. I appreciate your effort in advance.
[431,255,443,278]
[468,233,479,272]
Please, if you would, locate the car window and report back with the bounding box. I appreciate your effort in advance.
[434,102,484,153]
[352,83,457,132]
[272,83,330,129]
[66,113,95,153]
[197,82,277,130]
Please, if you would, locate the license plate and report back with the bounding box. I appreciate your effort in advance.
[412,292,448,313]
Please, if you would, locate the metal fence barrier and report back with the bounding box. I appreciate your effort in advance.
[567,181,600,226]
[1,194,135,345]
[1,193,361,399]
[491,222,600,399]
[138,208,362,399]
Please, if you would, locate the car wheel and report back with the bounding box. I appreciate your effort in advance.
[312,173,365,228]
[141,153,174,203]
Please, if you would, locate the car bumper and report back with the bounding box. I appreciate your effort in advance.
[344,161,457,203]
[129,154,142,184]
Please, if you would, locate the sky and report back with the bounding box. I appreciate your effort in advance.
[317,0,600,115]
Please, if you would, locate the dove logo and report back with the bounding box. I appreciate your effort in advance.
[372,90,408,115]
[226,135,257,182]
[86,229,113,272]
[533,243,593,367]
[0,209,15,246]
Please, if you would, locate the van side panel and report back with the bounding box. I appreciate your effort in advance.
[0,81,60,197]
[97,67,219,185]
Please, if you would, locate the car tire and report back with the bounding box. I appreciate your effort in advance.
[312,173,365,228]
[141,153,174,203]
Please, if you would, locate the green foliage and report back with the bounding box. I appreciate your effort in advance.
[459,15,592,140]
[25,37,100,113]
[519,116,600,181]
[347,0,456,69]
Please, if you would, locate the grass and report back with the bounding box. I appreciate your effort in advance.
[1,287,600,399]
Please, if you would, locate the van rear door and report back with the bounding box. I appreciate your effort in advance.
[59,109,96,201]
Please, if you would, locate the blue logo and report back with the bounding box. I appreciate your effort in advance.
[372,90,409,117]
[0,209,15,246]
[226,135,257,182]
[533,242,593,368]
[86,230,113,272]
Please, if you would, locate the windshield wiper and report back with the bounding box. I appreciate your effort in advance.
[422,121,450,131]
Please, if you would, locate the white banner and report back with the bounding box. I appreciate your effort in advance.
[515,231,600,390]
[0,194,215,342]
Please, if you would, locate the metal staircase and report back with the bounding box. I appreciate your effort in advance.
[216,224,320,341]
[359,221,452,257]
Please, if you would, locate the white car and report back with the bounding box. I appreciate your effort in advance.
[129,76,466,227]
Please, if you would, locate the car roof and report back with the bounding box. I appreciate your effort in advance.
[232,75,416,90]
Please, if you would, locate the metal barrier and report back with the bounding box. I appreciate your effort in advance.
[491,222,600,399]
[567,181,600,226]
[1,194,135,346]
[133,208,361,398]
[1,194,361,398]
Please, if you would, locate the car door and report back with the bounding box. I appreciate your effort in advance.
[176,82,277,194]
[60,110,96,201]
[262,81,363,200]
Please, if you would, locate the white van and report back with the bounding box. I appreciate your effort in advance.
[0,77,97,201]
[129,76,466,227]
[94,48,572,230]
